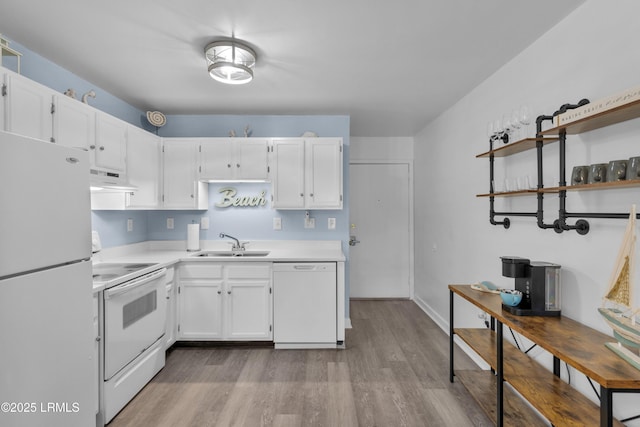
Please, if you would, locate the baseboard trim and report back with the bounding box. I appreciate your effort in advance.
[413,294,490,370]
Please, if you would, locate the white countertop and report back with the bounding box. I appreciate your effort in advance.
[92,240,345,293]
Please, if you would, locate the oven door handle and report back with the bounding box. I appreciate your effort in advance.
[104,268,167,299]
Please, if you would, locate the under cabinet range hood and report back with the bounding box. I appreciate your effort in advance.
[90,168,137,191]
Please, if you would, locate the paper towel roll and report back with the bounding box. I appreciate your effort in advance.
[187,223,200,252]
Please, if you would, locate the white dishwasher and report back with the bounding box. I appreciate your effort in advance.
[273,262,337,349]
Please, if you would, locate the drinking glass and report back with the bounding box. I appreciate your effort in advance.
[510,109,521,141]
[502,114,512,143]
[519,105,531,136]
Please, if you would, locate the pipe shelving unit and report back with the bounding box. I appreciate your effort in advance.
[479,99,640,235]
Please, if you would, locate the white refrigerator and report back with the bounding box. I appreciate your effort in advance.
[0,131,95,427]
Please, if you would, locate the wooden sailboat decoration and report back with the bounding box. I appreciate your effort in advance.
[598,204,640,369]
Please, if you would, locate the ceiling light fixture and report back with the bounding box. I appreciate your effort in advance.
[205,39,256,85]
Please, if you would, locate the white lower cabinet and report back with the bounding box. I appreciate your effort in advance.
[164,267,177,349]
[178,262,272,341]
[92,293,100,416]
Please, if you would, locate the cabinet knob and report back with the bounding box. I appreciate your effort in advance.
[310,193,314,197]
[89,145,96,150]
[300,193,304,197]
[99,146,105,151]
[236,164,240,168]
[190,194,194,198]
[227,164,232,168]
[217,290,222,295]
[95,336,101,342]
[227,290,232,295]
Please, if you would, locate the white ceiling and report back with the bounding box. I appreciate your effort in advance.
[0,0,584,137]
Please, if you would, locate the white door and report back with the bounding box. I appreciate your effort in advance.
[271,139,305,208]
[126,126,160,209]
[349,163,411,298]
[200,138,231,180]
[235,138,269,180]
[162,140,199,208]
[95,113,126,172]
[306,138,343,209]
[52,94,95,150]
[4,73,53,141]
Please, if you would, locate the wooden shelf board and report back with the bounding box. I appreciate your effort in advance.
[476,190,538,198]
[540,98,640,136]
[558,179,640,192]
[450,285,640,390]
[476,137,560,158]
[455,370,547,427]
[455,328,625,427]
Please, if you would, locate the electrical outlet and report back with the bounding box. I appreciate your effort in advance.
[328,218,336,230]
[273,217,282,230]
[304,217,315,229]
[167,218,174,229]
[127,218,133,232]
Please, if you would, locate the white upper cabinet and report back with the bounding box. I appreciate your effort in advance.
[271,138,343,210]
[199,138,269,181]
[94,113,127,173]
[125,125,160,209]
[3,72,53,141]
[271,139,306,209]
[162,139,208,210]
[52,93,95,151]
[306,138,343,209]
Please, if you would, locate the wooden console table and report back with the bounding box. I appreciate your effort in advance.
[449,284,640,426]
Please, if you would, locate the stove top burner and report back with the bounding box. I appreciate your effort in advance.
[92,262,158,284]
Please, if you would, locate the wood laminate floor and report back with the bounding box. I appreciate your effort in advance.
[108,300,492,427]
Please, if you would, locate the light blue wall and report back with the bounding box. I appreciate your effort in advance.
[7,40,148,129]
[9,35,351,317]
[7,36,350,252]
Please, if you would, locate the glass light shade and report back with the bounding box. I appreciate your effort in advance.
[205,40,256,85]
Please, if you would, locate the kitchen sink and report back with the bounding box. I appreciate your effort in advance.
[195,251,270,257]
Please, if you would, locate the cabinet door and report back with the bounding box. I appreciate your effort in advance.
[92,294,100,415]
[52,94,95,151]
[271,139,305,209]
[306,138,343,209]
[225,263,272,340]
[95,113,126,172]
[162,139,208,209]
[179,279,223,339]
[235,138,269,180]
[200,138,232,180]
[126,126,160,209]
[4,73,53,141]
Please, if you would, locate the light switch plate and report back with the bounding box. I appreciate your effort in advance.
[304,217,315,229]
[127,218,133,232]
[201,216,210,230]
[328,218,336,230]
[167,218,174,229]
[273,217,282,230]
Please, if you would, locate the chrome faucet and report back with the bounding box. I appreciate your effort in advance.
[219,233,245,251]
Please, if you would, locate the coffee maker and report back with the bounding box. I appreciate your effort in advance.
[500,256,562,316]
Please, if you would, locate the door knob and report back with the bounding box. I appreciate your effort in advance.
[349,235,360,246]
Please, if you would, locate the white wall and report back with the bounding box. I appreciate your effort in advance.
[414,1,640,423]
[351,137,414,161]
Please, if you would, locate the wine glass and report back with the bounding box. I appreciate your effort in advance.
[502,114,512,143]
[519,105,531,136]
[494,118,504,142]
[487,121,495,141]
[510,109,521,141]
